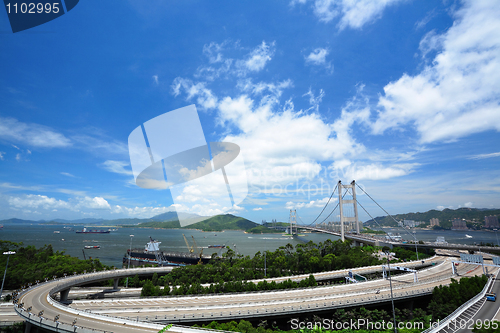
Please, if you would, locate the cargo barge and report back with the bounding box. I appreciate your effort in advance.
[123,237,211,267]
[76,227,110,234]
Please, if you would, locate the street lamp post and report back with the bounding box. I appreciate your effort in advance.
[0,251,16,300]
[125,235,134,288]
[386,252,398,333]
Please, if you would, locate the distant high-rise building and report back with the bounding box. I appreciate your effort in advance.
[404,220,415,227]
[452,218,468,230]
[485,215,499,229]
[430,218,440,227]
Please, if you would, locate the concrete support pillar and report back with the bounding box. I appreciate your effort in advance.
[113,278,119,290]
[24,322,31,333]
[60,288,70,302]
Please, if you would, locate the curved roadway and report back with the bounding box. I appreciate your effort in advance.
[14,253,489,332]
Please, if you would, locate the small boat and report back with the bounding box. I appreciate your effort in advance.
[84,245,100,249]
[466,234,473,238]
[54,231,60,234]
[208,244,225,249]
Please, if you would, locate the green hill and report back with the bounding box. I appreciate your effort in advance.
[125,214,260,232]
[364,207,500,227]
[187,214,258,231]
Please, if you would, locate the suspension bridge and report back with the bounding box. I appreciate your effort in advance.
[283,180,500,254]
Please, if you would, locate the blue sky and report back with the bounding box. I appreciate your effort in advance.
[0,0,499,223]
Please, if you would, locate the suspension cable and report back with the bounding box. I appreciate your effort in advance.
[355,199,397,242]
[308,182,339,226]
[315,187,350,226]
[356,183,420,257]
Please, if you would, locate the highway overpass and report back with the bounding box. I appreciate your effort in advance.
[14,252,491,332]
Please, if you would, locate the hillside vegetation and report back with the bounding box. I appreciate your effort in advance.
[125,214,262,232]
[364,207,500,227]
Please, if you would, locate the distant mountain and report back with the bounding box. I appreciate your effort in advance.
[149,211,179,221]
[52,218,104,224]
[187,214,258,231]
[129,214,259,232]
[364,207,500,227]
[123,220,182,229]
[0,218,39,224]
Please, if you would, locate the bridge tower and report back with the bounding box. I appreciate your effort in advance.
[289,209,297,235]
[338,180,360,242]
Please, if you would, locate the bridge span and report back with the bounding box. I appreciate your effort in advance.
[14,252,491,332]
[299,225,500,254]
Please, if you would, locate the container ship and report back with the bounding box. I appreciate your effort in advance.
[76,227,110,234]
[123,237,211,267]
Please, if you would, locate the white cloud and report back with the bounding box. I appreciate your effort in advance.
[469,152,500,160]
[0,117,71,148]
[373,0,500,144]
[71,134,128,156]
[292,0,405,30]
[237,41,275,73]
[76,196,111,210]
[237,79,293,98]
[305,48,328,65]
[153,75,159,85]
[303,88,325,112]
[171,78,218,110]
[195,40,275,81]
[202,41,228,64]
[253,207,263,211]
[5,193,182,219]
[102,160,133,176]
[329,160,416,181]
[8,194,71,210]
[415,9,437,30]
[0,152,4,160]
[464,202,473,208]
[285,197,333,209]
[60,172,76,178]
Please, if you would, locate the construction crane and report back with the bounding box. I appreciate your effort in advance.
[183,234,194,253]
[191,235,199,256]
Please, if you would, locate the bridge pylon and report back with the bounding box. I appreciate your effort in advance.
[338,180,360,242]
[289,209,297,235]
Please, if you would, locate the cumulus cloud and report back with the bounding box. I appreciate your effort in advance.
[305,48,334,73]
[8,194,70,210]
[0,117,71,148]
[329,160,416,181]
[372,0,500,144]
[253,207,263,211]
[292,0,406,30]
[5,193,181,219]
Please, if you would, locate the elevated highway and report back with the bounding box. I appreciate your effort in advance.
[14,252,490,332]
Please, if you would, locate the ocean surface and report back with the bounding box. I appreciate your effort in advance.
[1,223,498,267]
[0,224,337,267]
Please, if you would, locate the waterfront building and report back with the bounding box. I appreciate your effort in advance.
[452,218,468,230]
[485,215,499,229]
[430,218,440,227]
